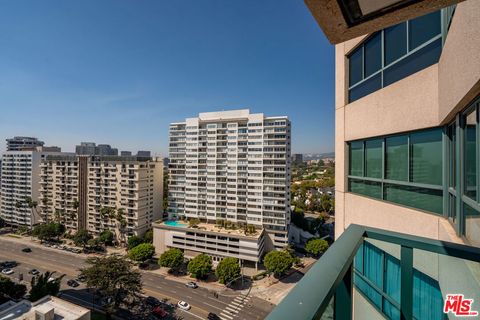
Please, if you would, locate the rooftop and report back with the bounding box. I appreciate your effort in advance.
[0,296,90,320]
[155,220,263,239]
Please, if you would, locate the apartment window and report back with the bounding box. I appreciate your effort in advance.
[347,9,444,103]
[385,135,408,181]
[354,242,444,320]
[410,129,443,185]
[348,128,443,215]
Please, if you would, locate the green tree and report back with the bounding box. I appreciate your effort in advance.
[73,229,92,247]
[215,257,241,285]
[127,235,144,250]
[264,250,294,277]
[305,238,329,257]
[128,243,155,262]
[188,218,200,228]
[143,229,153,243]
[80,255,143,317]
[187,254,212,279]
[115,208,127,245]
[0,275,27,300]
[99,230,114,246]
[32,222,65,242]
[159,248,184,270]
[29,271,64,302]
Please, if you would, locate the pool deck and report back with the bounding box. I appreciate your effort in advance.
[154,220,263,239]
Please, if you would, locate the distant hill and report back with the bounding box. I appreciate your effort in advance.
[302,152,335,161]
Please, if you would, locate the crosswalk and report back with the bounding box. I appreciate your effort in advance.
[219,294,250,320]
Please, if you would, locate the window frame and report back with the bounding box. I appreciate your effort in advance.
[346,7,454,103]
[347,127,444,216]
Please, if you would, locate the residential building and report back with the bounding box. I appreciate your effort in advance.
[0,147,63,226]
[39,154,163,238]
[156,109,291,265]
[269,1,480,319]
[6,136,44,151]
[120,151,132,156]
[292,153,303,165]
[75,142,118,156]
[0,295,90,320]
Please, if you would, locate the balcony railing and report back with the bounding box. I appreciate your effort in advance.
[267,224,480,320]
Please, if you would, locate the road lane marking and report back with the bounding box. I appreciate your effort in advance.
[225,306,239,314]
[220,312,234,320]
[179,309,204,320]
[202,302,224,311]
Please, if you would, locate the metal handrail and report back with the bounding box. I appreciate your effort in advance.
[267,224,480,320]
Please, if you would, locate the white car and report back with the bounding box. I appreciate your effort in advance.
[2,268,14,275]
[177,301,191,310]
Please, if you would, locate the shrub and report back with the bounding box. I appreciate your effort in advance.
[127,235,144,250]
[128,243,156,262]
[99,230,114,246]
[143,229,154,243]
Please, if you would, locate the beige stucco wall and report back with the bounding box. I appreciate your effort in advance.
[333,3,480,244]
[438,0,480,123]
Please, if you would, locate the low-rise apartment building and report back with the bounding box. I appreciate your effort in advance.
[153,220,265,268]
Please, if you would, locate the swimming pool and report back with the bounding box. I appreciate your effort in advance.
[164,220,188,228]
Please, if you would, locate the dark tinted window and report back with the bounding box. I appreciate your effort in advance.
[384,22,407,65]
[364,33,382,77]
[349,48,363,86]
[383,38,441,87]
[409,10,441,50]
[349,73,382,102]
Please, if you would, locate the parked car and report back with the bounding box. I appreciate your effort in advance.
[177,301,191,311]
[152,306,168,318]
[75,275,87,282]
[2,261,17,268]
[22,247,32,253]
[67,279,79,287]
[185,282,198,289]
[145,296,161,307]
[2,268,14,275]
[28,269,40,275]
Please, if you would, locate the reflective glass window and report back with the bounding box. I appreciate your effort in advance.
[364,33,382,77]
[386,135,408,181]
[349,141,364,176]
[409,10,441,50]
[464,108,477,200]
[365,139,382,178]
[410,129,442,185]
[349,48,363,86]
[384,184,443,214]
[384,22,407,66]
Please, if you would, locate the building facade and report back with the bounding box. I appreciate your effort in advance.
[0,149,63,226]
[292,153,303,165]
[75,142,118,156]
[269,2,480,320]
[161,109,291,262]
[39,155,163,238]
[6,136,44,151]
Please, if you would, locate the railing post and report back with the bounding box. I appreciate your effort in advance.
[334,263,352,320]
[400,246,413,320]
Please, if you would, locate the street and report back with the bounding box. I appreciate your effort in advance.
[0,237,273,320]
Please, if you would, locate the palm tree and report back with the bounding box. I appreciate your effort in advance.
[115,208,127,245]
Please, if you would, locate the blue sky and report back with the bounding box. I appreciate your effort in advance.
[0,0,334,156]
